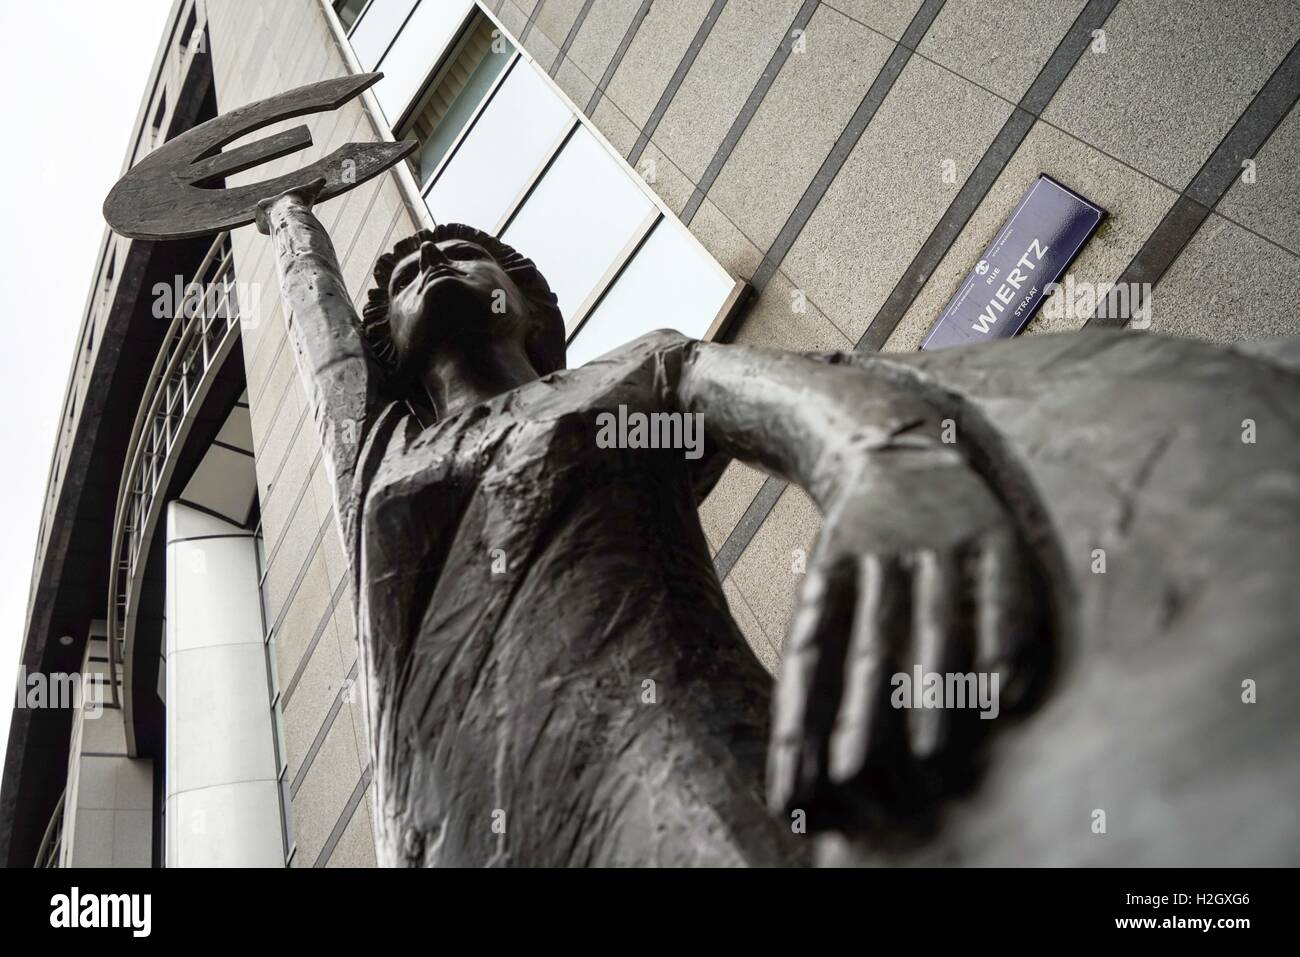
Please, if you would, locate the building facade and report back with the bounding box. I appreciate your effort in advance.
[4,0,1299,867]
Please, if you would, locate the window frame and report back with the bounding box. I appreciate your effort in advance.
[359,0,479,129]
[333,0,373,34]
[320,0,749,353]
[344,0,424,75]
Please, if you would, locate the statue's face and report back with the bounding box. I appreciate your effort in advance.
[386,238,532,367]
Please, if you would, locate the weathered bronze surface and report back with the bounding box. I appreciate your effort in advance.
[103,73,413,240]
[105,79,1300,867]
[255,184,1299,866]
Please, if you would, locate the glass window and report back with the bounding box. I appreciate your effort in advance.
[333,0,369,32]
[343,5,741,368]
[502,126,656,324]
[567,219,736,368]
[179,7,199,51]
[349,0,419,70]
[424,59,574,234]
[150,92,168,148]
[373,0,477,124]
[401,15,512,186]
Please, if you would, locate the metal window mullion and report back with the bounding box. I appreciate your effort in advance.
[345,0,378,38]
[382,0,483,132]
[370,0,426,75]
[493,117,580,237]
[565,210,662,343]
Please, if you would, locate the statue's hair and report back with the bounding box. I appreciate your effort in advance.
[359,224,565,387]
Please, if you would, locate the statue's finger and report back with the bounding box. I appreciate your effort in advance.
[827,554,906,787]
[976,529,1048,713]
[906,548,971,765]
[767,557,856,818]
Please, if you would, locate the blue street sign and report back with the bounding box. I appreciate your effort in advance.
[922,174,1105,350]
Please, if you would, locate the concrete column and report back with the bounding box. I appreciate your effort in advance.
[163,502,283,866]
[59,623,153,867]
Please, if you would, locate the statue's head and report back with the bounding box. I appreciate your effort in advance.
[360,224,565,395]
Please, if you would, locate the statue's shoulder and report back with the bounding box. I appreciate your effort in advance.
[566,329,692,369]
[527,329,693,408]
[576,328,694,384]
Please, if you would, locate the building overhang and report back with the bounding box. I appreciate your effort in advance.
[0,0,217,866]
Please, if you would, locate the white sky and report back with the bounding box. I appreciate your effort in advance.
[0,1,175,761]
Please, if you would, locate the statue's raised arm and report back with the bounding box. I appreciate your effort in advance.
[256,180,380,548]
[100,71,412,553]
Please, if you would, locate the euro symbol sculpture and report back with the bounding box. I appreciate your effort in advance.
[103,72,414,240]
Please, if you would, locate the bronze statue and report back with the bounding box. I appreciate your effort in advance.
[257,181,1047,865]
[107,75,1300,867]
[254,172,1300,866]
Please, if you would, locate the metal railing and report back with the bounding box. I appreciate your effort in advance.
[35,789,66,868]
[106,233,241,728]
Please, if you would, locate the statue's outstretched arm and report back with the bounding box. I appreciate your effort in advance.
[256,180,379,545]
[675,340,1051,828]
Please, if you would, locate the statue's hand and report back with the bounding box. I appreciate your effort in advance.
[767,447,1050,828]
[254,176,329,235]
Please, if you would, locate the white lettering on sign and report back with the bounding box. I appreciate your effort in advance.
[972,237,1051,335]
